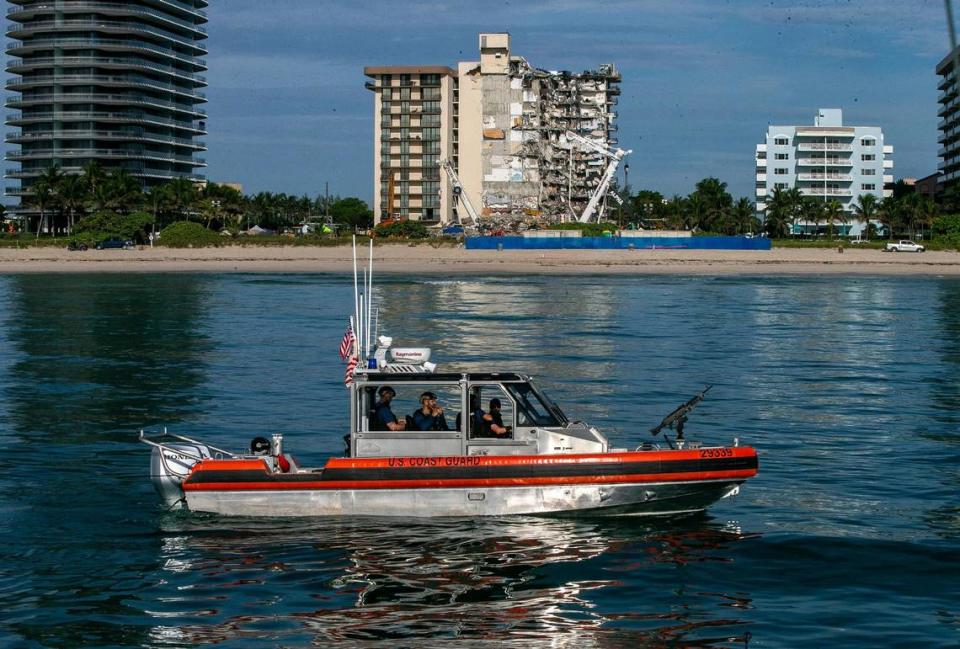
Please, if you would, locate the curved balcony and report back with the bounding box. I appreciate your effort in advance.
[7,38,206,70]
[8,164,205,180]
[9,0,208,19]
[7,93,206,118]
[8,148,206,166]
[8,130,206,150]
[7,56,206,85]
[8,19,207,55]
[7,111,204,133]
[8,75,206,102]
[8,2,207,37]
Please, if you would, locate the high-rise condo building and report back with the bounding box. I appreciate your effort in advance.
[937,47,960,191]
[755,109,893,235]
[363,66,457,223]
[5,0,209,202]
[365,32,621,225]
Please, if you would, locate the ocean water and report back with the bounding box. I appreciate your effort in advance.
[0,273,957,648]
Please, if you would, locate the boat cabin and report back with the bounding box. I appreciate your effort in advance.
[348,372,609,458]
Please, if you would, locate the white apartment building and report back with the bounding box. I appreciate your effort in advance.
[755,109,893,236]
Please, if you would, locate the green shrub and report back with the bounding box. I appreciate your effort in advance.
[374,220,429,239]
[545,222,619,237]
[157,221,222,248]
[74,210,153,243]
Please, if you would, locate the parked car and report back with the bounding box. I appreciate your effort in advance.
[66,240,88,251]
[885,240,925,253]
[95,237,135,250]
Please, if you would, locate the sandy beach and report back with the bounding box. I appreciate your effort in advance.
[1,244,959,275]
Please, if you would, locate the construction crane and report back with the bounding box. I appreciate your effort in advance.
[562,130,632,223]
[439,159,480,226]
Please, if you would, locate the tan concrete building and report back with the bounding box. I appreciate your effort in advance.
[365,33,621,226]
[363,66,457,223]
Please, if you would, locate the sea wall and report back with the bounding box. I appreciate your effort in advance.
[465,236,772,250]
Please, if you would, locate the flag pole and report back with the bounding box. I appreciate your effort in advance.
[352,235,360,351]
[367,239,373,357]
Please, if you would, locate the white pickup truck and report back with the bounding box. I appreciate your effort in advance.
[885,240,925,253]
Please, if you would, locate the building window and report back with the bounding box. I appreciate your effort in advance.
[862,183,876,191]
[774,168,789,175]
[774,137,789,145]
[422,127,440,141]
[862,169,876,176]
[400,87,411,101]
[862,154,875,161]
[381,74,392,86]
[421,73,442,86]
[775,153,789,160]
[422,100,440,113]
[400,74,412,86]
[422,87,441,100]
[775,182,789,189]
[860,137,875,146]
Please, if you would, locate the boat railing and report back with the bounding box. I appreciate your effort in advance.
[138,427,236,460]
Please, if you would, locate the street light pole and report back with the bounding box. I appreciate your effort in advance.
[624,163,630,228]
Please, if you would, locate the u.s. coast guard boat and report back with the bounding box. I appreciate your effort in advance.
[140,242,758,518]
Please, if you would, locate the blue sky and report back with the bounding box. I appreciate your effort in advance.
[23,0,952,203]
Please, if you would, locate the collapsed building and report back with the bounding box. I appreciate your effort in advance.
[365,32,622,227]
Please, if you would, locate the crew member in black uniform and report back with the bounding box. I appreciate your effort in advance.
[412,391,449,431]
[486,398,510,437]
[371,386,406,431]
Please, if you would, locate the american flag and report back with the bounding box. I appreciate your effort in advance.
[344,354,359,387]
[339,321,355,361]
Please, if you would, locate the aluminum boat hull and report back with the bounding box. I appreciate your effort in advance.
[181,448,758,518]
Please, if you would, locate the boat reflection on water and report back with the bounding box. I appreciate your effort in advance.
[148,514,759,647]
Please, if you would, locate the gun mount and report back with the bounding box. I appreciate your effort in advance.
[650,385,712,442]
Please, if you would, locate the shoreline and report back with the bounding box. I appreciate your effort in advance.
[2,245,960,275]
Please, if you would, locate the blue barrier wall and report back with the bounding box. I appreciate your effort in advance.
[465,236,772,251]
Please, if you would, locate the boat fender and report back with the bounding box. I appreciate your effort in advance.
[277,454,291,473]
[251,437,270,455]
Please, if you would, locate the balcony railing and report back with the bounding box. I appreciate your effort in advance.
[799,187,853,196]
[8,20,206,54]
[8,75,206,100]
[8,165,206,179]
[7,38,207,68]
[796,158,854,167]
[7,110,204,132]
[8,130,205,148]
[7,93,207,117]
[8,56,206,84]
[8,2,207,35]
[8,148,205,165]
[797,143,853,152]
[797,173,852,181]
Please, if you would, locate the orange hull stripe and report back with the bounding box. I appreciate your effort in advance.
[183,468,758,492]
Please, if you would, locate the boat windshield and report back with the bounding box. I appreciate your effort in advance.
[505,382,568,427]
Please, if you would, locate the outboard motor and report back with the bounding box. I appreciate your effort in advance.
[149,442,212,507]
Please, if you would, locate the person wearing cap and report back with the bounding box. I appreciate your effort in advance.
[412,391,449,431]
[485,398,510,437]
[372,386,406,431]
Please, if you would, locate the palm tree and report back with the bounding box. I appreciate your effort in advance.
[822,200,844,239]
[32,165,62,238]
[853,194,879,240]
[731,197,756,235]
[763,187,794,238]
[59,174,88,235]
[166,177,199,221]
